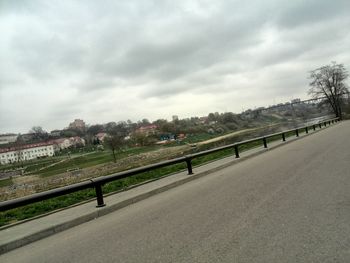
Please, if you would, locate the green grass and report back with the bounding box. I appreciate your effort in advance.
[0,157,64,174]
[36,146,160,177]
[0,146,160,179]
[0,178,13,187]
[182,133,218,144]
[0,128,303,227]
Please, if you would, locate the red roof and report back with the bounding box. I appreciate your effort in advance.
[47,138,67,144]
[0,142,54,153]
[138,125,158,131]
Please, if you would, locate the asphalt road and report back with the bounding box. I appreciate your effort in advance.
[1,121,350,262]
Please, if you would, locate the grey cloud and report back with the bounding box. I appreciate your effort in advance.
[1,0,350,133]
[274,0,350,29]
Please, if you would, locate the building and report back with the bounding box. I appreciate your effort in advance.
[95,132,108,143]
[291,98,301,104]
[172,115,179,121]
[69,136,85,147]
[49,136,86,152]
[136,125,158,136]
[50,130,62,137]
[50,138,72,151]
[0,134,18,145]
[68,119,86,131]
[199,116,209,124]
[0,142,54,165]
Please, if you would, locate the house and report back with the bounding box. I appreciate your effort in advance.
[49,138,72,151]
[50,130,62,137]
[95,132,108,143]
[69,136,85,147]
[0,134,18,145]
[20,133,36,142]
[0,142,54,165]
[136,125,158,136]
[199,116,209,124]
[177,133,186,140]
[49,136,85,151]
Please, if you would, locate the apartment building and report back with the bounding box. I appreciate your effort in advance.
[0,142,54,165]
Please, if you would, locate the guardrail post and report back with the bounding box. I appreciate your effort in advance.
[282,133,286,142]
[95,184,105,207]
[328,121,331,125]
[319,123,322,129]
[186,158,193,175]
[234,145,240,158]
[324,122,327,127]
[263,137,267,148]
[295,129,299,137]
[313,125,316,131]
[305,127,308,134]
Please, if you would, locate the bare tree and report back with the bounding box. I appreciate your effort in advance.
[30,126,48,141]
[14,136,25,167]
[308,62,349,119]
[105,135,125,163]
[131,132,150,146]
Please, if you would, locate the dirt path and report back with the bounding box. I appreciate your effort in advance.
[197,128,257,145]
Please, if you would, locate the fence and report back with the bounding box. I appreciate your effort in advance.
[0,117,340,212]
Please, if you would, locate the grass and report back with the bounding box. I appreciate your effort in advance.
[0,146,161,179]
[0,126,310,227]
[0,178,13,187]
[0,157,65,175]
[181,133,218,144]
[35,146,160,177]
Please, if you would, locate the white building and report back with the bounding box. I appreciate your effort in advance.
[50,138,72,151]
[0,134,18,145]
[0,142,54,165]
[49,136,85,152]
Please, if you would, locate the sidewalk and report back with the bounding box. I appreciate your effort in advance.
[0,124,337,255]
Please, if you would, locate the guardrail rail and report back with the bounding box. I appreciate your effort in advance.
[0,117,340,212]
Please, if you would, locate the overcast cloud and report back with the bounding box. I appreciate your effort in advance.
[1,0,349,133]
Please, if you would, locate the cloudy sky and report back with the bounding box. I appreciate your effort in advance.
[1,0,349,133]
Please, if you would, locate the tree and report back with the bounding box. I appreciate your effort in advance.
[29,126,48,141]
[131,132,150,146]
[308,62,349,119]
[105,135,125,163]
[14,136,25,167]
[30,126,45,134]
[87,124,104,135]
[208,113,216,122]
[61,129,79,138]
[141,118,150,125]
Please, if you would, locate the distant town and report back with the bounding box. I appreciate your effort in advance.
[0,98,331,166]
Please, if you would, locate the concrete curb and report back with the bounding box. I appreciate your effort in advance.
[0,122,340,255]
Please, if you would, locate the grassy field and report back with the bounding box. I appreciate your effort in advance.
[0,158,59,172]
[0,178,13,188]
[0,146,161,178]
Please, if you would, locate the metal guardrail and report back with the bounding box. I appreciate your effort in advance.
[0,117,340,212]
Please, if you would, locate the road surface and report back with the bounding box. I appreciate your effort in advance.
[1,121,350,262]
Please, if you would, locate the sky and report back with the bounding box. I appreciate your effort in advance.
[1,0,349,134]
